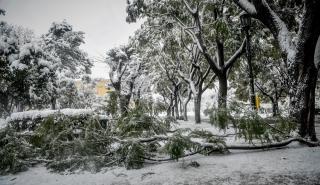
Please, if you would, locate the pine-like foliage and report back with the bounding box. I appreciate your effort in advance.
[0,127,36,174]
[164,132,193,160]
[208,106,297,144]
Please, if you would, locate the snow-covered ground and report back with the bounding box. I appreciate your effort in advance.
[0,145,319,185]
[1,116,320,185]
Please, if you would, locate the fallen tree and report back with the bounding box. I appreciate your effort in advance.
[1,106,319,174]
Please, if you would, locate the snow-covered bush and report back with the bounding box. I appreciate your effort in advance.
[0,127,36,174]
[207,107,297,143]
[104,91,118,118]
[0,106,229,173]
[164,132,194,160]
[6,109,93,131]
[116,106,171,137]
[117,141,145,169]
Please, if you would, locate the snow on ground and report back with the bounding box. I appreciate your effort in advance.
[175,115,245,145]
[1,116,320,185]
[0,145,319,185]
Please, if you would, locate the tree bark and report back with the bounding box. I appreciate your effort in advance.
[183,92,192,121]
[120,94,131,116]
[233,0,320,141]
[194,93,202,124]
[297,66,318,141]
[271,99,279,117]
[174,89,179,119]
[218,72,227,109]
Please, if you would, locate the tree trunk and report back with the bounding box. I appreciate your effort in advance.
[0,93,9,117]
[271,99,279,117]
[179,99,183,119]
[120,94,131,116]
[291,34,319,141]
[174,92,179,119]
[233,0,320,141]
[217,72,227,110]
[194,93,202,124]
[296,66,318,141]
[51,98,56,110]
[183,93,192,121]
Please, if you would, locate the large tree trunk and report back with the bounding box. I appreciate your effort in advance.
[295,66,318,141]
[233,0,320,141]
[217,72,227,110]
[291,34,319,141]
[194,93,202,124]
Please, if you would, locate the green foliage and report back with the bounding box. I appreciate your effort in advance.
[209,108,234,131]
[153,101,167,115]
[0,127,36,174]
[206,105,297,144]
[117,141,145,169]
[274,116,297,135]
[189,129,227,154]
[237,112,269,143]
[105,91,118,117]
[116,106,170,137]
[236,113,297,143]
[28,115,113,172]
[164,132,192,160]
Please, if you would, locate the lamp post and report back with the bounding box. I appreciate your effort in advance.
[240,12,256,110]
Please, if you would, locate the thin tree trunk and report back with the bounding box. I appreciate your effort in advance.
[174,92,179,119]
[179,99,183,119]
[218,72,227,109]
[194,93,202,124]
[51,98,56,110]
[270,98,279,117]
[183,92,192,121]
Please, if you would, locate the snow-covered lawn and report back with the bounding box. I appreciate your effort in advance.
[1,116,319,185]
[0,145,319,185]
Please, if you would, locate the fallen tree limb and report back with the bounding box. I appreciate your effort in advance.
[226,137,319,149]
[143,137,320,162]
[143,148,205,162]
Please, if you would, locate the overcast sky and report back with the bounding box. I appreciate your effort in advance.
[0,0,142,79]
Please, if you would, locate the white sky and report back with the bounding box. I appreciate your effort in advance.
[0,0,142,79]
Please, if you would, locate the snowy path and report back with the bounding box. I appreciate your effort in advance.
[0,145,319,185]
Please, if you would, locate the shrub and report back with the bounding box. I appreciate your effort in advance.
[0,127,36,174]
[164,132,193,160]
[209,108,234,131]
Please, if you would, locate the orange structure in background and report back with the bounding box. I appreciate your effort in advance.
[95,79,113,97]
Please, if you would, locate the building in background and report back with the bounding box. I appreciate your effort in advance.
[75,78,113,97]
[95,79,113,97]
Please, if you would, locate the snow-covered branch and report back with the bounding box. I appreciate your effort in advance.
[224,38,246,70]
